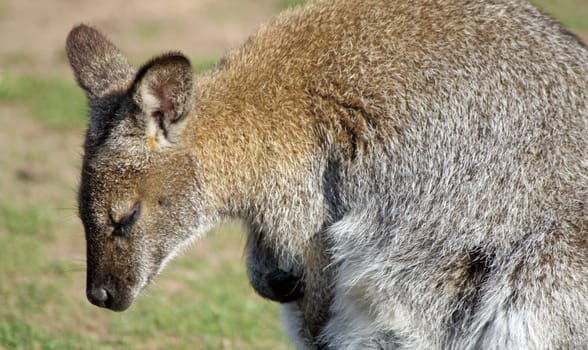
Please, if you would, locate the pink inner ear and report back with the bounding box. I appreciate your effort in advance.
[134,52,193,126]
[150,79,178,122]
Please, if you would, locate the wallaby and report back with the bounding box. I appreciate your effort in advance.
[67,0,587,348]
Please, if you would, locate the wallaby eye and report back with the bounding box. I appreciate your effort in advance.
[112,202,141,237]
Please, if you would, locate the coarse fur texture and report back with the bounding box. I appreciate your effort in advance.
[67,0,587,348]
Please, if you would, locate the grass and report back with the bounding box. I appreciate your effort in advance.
[530,0,588,32]
[192,57,221,74]
[135,21,164,40]
[278,0,307,10]
[0,204,52,240]
[0,73,86,130]
[0,320,93,350]
[0,212,291,349]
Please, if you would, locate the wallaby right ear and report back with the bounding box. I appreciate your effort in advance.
[66,25,135,99]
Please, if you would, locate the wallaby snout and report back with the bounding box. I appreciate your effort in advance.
[85,258,144,312]
[85,276,142,312]
[86,285,108,306]
[86,285,118,310]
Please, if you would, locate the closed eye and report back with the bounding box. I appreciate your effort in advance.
[112,202,141,237]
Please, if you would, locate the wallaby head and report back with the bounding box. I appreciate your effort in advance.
[67,25,206,311]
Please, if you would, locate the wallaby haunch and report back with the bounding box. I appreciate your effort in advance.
[67,0,587,348]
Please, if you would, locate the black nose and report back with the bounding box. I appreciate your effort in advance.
[87,286,110,307]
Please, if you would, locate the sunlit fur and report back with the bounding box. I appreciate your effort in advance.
[68,0,587,348]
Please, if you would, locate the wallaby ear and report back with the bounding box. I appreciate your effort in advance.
[131,53,194,143]
[66,25,135,99]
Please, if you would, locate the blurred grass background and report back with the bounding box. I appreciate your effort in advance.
[0,0,585,349]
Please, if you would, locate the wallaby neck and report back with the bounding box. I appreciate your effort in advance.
[183,72,327,256]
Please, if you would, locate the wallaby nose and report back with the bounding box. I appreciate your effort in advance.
[87,286,110,307]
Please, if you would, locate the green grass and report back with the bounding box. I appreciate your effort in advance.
[0,73,87,130]
[192,57,221,74]
[0,320,93,350]
[0,204,52,240]
[0,202,87,349]
[0,210,291,349]
[278,0,307,10]
[135,21,164,40]
[108,262,287,349]
[530,0,588,32]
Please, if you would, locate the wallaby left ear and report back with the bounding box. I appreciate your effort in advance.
[66,24,135,99]
[132,53,194,141]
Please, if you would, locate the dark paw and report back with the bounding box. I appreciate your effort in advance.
[253,269,304,303]
[267,269,304,302]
